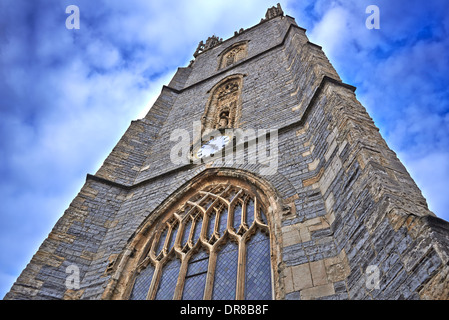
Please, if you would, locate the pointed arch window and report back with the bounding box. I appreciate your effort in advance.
[127,182,273,300]
[218,41,248,69]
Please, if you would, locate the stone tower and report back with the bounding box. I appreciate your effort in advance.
[5,4,449,300]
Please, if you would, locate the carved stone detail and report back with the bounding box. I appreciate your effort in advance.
[202,75,243,132]
[219,42,248,69]
[193,35,223,58]
[263,3,284,21]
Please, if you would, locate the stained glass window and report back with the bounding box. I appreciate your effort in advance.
[129,182,273,300]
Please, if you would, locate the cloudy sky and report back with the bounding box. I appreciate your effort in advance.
[0,0,448,298]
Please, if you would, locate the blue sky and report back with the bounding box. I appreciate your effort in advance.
[0,0,448,298]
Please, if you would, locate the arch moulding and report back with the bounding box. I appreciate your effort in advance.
[102,168,289,300]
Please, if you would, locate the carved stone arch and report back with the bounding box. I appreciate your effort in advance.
[218,40,249,69]
[201,74,245,133]
[102,168,287,300]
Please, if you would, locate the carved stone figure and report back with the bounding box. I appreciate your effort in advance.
[265,3,284,20]
[218,111,230,128]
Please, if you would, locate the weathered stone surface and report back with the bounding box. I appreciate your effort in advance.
[5,5,449,300]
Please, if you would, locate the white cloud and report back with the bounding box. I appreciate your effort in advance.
[1,0,448,299]
[399,151,449,218]
[0,1,289,298]
[304,0,449,222]
[308,6,352,57]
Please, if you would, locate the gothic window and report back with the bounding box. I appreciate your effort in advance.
[219,42,248,69]
[127,182,273,300]
[202,75,243,132]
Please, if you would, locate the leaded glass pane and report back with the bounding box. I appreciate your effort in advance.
[246,199,255,226]
[167,224,178,251]
[201,197,214,210]
[260,208,267,224]
[245,231,272,300]
[130,264,155,300]
[212,241,238,300]
[156,228,168,256]
[207,212,216,240]
[192,216,203,244]
[226,188,237,203]
[155,258,181,300]
[182,218,193,247]
[182,250,209,300]
[233,203,242,230]
[218,208,228,236]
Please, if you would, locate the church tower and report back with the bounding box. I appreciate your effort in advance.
[5,4,449,300]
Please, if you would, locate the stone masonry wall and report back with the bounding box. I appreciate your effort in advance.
[5,12,449,300]
[280,78,449,300]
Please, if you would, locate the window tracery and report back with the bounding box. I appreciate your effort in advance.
[219,42,248,69]
[128,182,273,300]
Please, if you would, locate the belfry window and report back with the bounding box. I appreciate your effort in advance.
[128,183,273,300]
[219,41,248,69]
